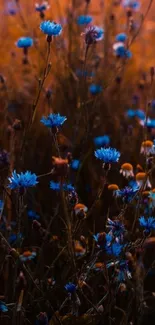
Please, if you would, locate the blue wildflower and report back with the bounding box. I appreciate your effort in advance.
[0,301,8,312]
[93,232,112,249]
[40,20,62,36]
[106,242,123,257]
[139,216,155,233]
[122,0,140,10]
[115,45,132,58]
[6,1,18,15]
[94,147,120,163]
[16,37,33,48]
[115,33,127,42]
[115,184,138,203]
[27,210,40,220]
[94,135,110,147]
[8,170,38,190]
[146,119,155,128]
[8,233,23,245]
[65,282,76,293]
[126,109,136,118]
[84,25,104,45]
[50,181,75,192]
[0,200,4,212]
[135,109,145,120]
[40,113,67,128]
[71,159,80,170]
[89,84,102,95]
[107,218,125,237]
[35,1,50,12]
[77,15,92,25]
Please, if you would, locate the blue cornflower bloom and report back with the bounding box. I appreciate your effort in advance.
[77,15,92,25]
[107,218,125,237]
[93,232,112,249]
[70,159,80,170]
[115,45,132,58]
[115,184,138,203]
[139,216,155,233]
[27,210,40,220]
[16,37,33,48]
[65,282,76,293]
[40,113,67,128]
[0,301,8,312]
[146,119,155,128]
[122,0,140,10]
[35,1,50,12]
[106,242,123,257]
[126,109,136,118]
[89,84,102,95]
[0,200,4,212]
[40,20,62,36]
[8,233,23,245]
[84,25,104,45]
[149,192,155,209]
[135,109,145,120]
[94,135,110,147]
[8,170,38,190]
[50,181,75,192]
[115,33,127,42]
[94,147,120,163]
[5,1,18,15]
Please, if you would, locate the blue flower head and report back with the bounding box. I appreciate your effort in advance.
[35,1,49,12]
[94,147,120,163]
[50,181,75,192]
[65,282,76,293]
[84,25,104,45]
[122,0,140,10]
[115,33,127,42]
[0,301,8,312]
[8,170,38,190]
[115,184,138,203]
[16,37,33,48]
[139,216,155,233]
[107,218,125,237]
[126,109,136,118]
[94,135,110,147]
[0,200,4,212]
[106,242,123,257]
[115,45,132,58]
[77,15,92,25]
[146,119,155,128]
[8,233,23,245]
[135,109,145,120]
[89,84,102,95]
[40,113,67,128]
[27,210,40,220]
[71,159,80,170]
[40,20,62,36]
